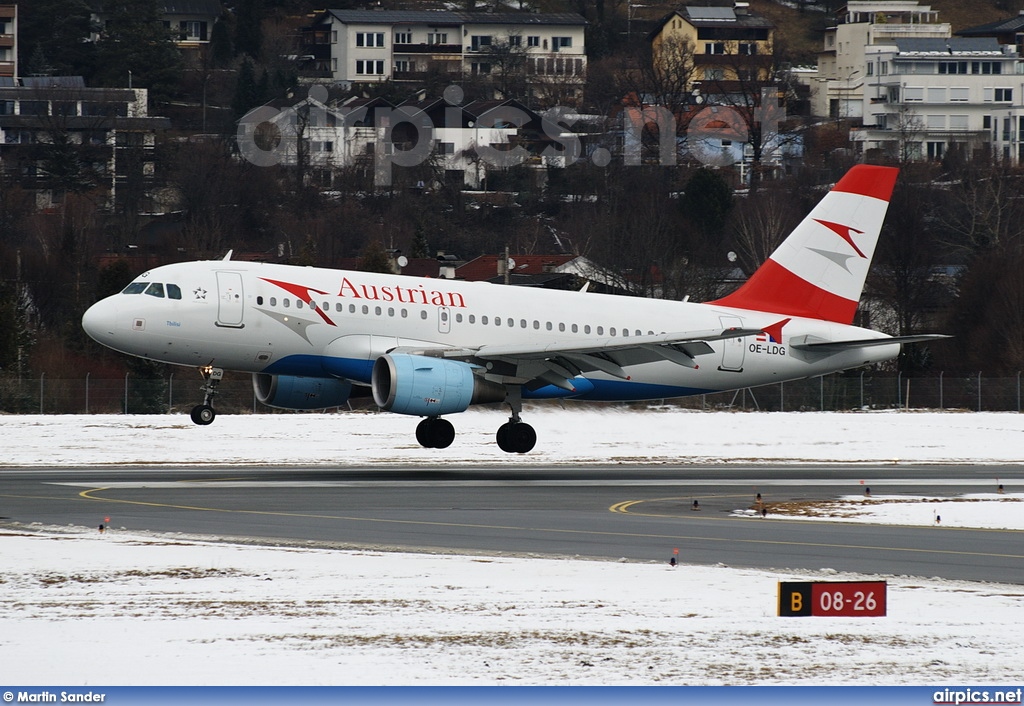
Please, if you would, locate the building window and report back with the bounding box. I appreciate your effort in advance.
[926,87,945,103]
[355,60,385,75]
[178,20,208,41]
[427,32,448,44]
[528,35,540,47]
[509,35,522,46]
[705,42,725,54]
[949,115,968,130]
[938,61,967,75]
[996,88,1013,102]
[738,42,757,55]
[552,36,572,51]
[950,87,969,102]
[395,31,412,44]
[356,32,385,47]
[470,35,492,51]
[972,61,1002,75]
[903,86,924,101]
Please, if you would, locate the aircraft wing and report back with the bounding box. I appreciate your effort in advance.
[391,327,762,391]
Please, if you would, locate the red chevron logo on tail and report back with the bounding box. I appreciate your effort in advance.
[814,219,866,258]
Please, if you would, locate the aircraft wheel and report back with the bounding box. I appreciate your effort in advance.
[497,422,536,454]
[416,417,455,449]
[190,404,216,426]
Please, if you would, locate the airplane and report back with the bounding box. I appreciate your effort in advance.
[82,164,947,453]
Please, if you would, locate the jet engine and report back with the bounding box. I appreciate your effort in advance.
[371,353,505,416]
[252,373,353,410]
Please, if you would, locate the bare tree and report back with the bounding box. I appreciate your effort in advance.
[940,162,1024,260]
[727,182,802,276]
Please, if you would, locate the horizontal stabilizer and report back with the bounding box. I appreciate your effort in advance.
[789,334,951,352]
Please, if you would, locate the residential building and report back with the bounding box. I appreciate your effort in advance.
[239,87,565,188]
[0,80,170,210]
[301,10,587,104]
[814,1,950,119]
[89,1,223,59]
[161,0,222,48]
[0,4,15,80]
[851,37,1023,162]
[957,12,1024,55]
[648,2,775,96]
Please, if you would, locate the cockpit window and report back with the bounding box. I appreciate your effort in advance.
[167,284,182,300]
[145,283,165,298]
[122,282,147,294]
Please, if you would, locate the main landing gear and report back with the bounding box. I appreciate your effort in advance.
[413,387,537,454]
[189,365,223,426]
[496,389,536,453]
[415,416,455,449]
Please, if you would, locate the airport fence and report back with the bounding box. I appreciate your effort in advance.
[0,371,1021,415]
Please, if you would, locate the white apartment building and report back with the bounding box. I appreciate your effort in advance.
[814,1,950,119]
[851,37,1024,162]
[303,10,587,103]
[239,90,553,188]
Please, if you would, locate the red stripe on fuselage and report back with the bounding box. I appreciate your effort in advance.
[710,259,858,323]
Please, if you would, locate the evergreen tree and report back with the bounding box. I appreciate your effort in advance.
[92,0,183,105]
[17,0,94,78]
[357,241,393,274]
[232,58,261,118]
[210,17,234,68]
[681,168,734,242]
[234,0,266,60]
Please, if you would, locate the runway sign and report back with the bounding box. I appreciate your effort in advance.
[778,581,887,617]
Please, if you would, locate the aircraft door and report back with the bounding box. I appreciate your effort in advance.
[438,306,451,334]
[216,271,245,328]
[718,315,745,372]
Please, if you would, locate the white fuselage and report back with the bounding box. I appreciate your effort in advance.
[82,259,898,401]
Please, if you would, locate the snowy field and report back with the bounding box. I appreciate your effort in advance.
[3,409,1024,686]
[1,406,1022,467]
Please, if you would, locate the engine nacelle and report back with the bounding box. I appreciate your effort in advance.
[371,353,505,416]
[252,374,353,410]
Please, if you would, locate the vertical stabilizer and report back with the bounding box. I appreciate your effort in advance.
[711,165,899,324]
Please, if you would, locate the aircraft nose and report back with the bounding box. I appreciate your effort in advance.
[81,297,118,344]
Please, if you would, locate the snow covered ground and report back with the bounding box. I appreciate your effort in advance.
[3,409,1024,686]
[1,406,1022,467]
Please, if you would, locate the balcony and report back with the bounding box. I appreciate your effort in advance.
[393,43,461,55]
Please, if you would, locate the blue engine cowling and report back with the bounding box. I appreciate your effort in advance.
[371,353,505,416]
[253,373,353,410]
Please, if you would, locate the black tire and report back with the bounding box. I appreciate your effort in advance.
[415,418,434,448]
[190,404,216,426]
[431,418,455,449]
[497,422,535,453]
[416,417,455,449]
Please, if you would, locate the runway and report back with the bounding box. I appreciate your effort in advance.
[2,463,1022,584]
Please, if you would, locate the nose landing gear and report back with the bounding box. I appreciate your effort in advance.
[190,365,223,426]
